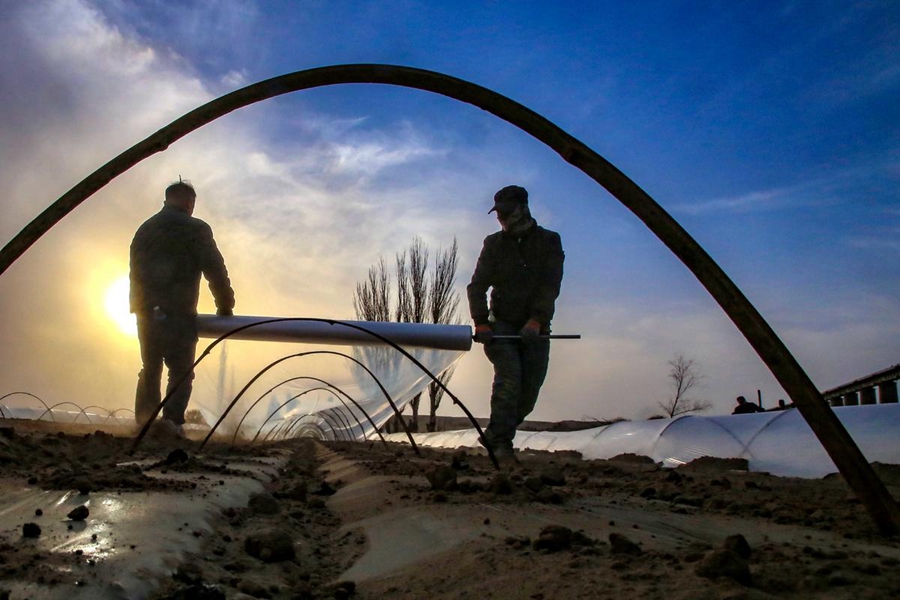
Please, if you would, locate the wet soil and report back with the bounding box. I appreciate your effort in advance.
[0,420,898,599]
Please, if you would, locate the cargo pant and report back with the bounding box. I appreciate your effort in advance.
[135,311,198,426]
[483,319,551,451]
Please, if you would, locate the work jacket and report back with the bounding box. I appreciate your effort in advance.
[467,220,564,330]
[129,206,234,317]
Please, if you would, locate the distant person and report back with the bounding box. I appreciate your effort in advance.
[467,185,565,463]
[130,180,235,433]
[732,395,764,415]
[769,398,792,411]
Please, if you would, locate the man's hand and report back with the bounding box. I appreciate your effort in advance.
[216,308,234,317]
[474,324,494,345]
[520,318,541,342]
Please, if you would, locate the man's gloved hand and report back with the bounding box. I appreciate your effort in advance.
[216,308,234,317]
[520,318,541,342]
[474,324,494,345]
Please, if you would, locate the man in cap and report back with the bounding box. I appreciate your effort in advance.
[467,185,565,462]
[130,180,235,433]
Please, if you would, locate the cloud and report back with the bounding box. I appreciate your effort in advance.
[220,70,249,89]
[844,237,900,252]
[5,0,895,430]
[670,164,891,216]
[0,0,494,414]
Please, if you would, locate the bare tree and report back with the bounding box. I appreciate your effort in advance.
[353,257,391,322]
[396,236,429,324]
[426,238,460,431]
[353,237,460,433]
[426,365,456,432]
[658,354,711,418]
[429,238,459,326]
[394,238,429,430]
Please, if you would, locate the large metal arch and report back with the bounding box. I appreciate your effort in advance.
[0,64,894,533]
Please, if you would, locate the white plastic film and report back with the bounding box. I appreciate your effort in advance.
[0,318,471,441]
[186,316,471,442]
[386,404,900,478]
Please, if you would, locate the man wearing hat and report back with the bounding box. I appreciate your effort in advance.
[467,185,565,462]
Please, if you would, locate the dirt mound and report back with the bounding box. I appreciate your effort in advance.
[1,422,899,600]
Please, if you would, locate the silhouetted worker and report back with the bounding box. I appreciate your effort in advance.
[467,185,565,462]
[732,395,764,415]
[769,398,792,411]
[130,180,234,433]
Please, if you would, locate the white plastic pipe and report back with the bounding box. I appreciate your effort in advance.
[196,315,473,351]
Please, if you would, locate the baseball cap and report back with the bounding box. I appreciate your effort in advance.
[489,185,528,214]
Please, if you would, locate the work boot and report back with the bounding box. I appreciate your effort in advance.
[491,444,519,469]
[146,418,186,441]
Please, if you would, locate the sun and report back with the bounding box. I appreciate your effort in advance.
[104,274,137,336]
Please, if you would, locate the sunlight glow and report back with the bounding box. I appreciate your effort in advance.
[104,275,137,336]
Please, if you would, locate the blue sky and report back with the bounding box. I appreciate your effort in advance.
[1,0,898,422]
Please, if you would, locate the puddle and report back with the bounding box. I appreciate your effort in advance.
[0,455,285,599]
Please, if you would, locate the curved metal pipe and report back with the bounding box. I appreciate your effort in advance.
[741,409,795,451]
[104,408,135,424]
[270,404,355,443]
[231,375,379,447]
[37,401,92,424]
[4,63,890,530]
[252,388,324,444]
[649,414,754,462]
[0,392,55,421]
[323,405,355,440]
[286,418,329,441]
[283,406,349,443]
[262,414,299,443]
[189,347,413,453]
[264,417,293,442]
[79,405,113,425]
[298,423,326,440]
[231,376,321,444]
[280,417,328,441]
[138,318,489,465]
[275,414,306,441]
[282,413,315,440]
[269,401,348,444]
[313,409,349,442]
[272,410,344,443]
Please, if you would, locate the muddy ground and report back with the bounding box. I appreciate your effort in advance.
[0,420,898,599]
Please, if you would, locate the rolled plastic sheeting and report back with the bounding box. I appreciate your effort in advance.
[196,315,473,351]
[387,404,900,479]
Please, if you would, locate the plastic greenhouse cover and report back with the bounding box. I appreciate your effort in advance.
[385,404,900,479]
[1,319,469,442]
[186,335,466,441]
[190,316,473,439]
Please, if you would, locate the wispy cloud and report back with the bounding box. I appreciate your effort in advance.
[844,237,900,252]
[671,178,837,216]
[330,137,441,177]
[0,0,484,412]
[220,70,249,89]
[671,163,892,216]
[3,0,898,426]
